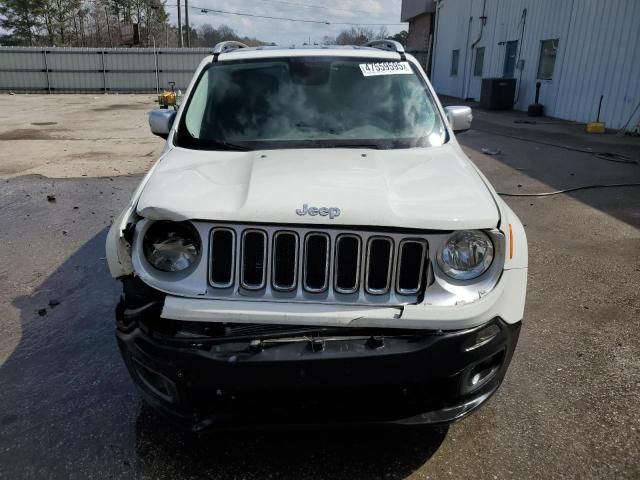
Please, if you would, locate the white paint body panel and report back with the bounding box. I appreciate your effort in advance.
[135,145,499,231]
[107,46,528,330]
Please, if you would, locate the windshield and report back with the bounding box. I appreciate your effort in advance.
[176,56,447,150]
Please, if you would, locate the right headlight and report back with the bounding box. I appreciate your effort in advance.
[143,221,201,272]
[437,230,494,280]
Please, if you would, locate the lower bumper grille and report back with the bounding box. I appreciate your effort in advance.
[209,225,429,305]
[117,317,521,429]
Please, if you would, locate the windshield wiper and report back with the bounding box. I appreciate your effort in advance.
[197,139,253,151]
[179,133,253,151]
[336,143,387,150]
[177,127,253,151]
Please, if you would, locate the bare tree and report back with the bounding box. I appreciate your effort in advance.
[332,26,389,46]
[193,23,267,48]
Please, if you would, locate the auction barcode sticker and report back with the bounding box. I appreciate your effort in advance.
[359,62,413,77]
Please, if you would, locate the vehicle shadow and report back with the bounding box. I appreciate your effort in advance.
[135,405,447,479]
[1,226,447,479]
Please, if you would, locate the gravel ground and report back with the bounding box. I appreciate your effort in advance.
[0,95,638,479]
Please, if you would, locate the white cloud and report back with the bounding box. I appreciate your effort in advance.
[171,0,407,45]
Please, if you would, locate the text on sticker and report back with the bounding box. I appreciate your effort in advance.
[359,62,413,77]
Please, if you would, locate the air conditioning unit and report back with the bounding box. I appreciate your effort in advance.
[480,78,516,110]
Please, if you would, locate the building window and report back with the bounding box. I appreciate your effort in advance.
[474,47,485,76]
[537,39,559,80]
[450,49,460,76]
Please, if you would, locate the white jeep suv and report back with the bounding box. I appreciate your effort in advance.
[106,40,527,430]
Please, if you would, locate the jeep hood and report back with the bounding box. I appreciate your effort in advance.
[136,145,499,230]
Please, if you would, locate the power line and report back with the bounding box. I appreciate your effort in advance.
[163,2,407,26]
[194,6,407,26]
[193,6,330,25]
[250,0,375,16]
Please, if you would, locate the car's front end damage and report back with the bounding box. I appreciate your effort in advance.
[109,209,527,430]
[116,279,520,430]
[106,45,528,431]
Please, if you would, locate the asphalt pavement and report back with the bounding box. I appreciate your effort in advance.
[0,96,638,479]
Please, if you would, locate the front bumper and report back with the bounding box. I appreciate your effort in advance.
[116,285,520,430]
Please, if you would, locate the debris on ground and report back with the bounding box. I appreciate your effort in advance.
[482,147,502,155]
[46,194,56,202]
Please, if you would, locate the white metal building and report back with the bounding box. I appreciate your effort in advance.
[427,0,640,130]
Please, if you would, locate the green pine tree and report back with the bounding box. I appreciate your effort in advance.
[0,0,46,45]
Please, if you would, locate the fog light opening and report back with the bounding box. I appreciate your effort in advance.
[467,351,505,391]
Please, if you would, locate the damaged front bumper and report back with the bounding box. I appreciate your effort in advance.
[116,279,521,431]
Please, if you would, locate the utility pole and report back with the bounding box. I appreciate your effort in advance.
[177,0,183,47]
[104,6,113,47]
[185,0,190,47]
[78,9,85,47]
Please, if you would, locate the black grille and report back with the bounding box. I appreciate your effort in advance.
[334,235,360,293]
[397,240,427,294]
[303,233,330,292]
[365,237,393,294]
[272,232,298,291]
[208,226,429,303]
[240,230,267,289]
[209,228,235,288]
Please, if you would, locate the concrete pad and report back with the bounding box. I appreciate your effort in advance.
[0,95,163,178]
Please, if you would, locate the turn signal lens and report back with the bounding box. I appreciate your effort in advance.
[509,224,514,259]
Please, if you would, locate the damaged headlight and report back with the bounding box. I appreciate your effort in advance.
[437,230,494,280]
[143,221,201,272]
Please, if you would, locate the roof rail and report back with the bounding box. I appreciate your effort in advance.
[363,39,406,55]
[212,41,249,55]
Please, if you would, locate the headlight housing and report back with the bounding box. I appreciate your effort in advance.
[143,221,201,272]
[437,230,494,280]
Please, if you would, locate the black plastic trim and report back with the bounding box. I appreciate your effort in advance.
[114,290,521,431]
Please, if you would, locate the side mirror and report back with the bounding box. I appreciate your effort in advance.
[444,106,473,133]
[149,109,177,139]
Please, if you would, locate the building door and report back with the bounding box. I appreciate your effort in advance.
[503,40,518,78]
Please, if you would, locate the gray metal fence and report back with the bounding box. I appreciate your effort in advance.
[0,47,211,93]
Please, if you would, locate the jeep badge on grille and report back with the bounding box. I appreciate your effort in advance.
[296,204,341,220]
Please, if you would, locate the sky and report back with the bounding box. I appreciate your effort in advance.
[164,0,408,45]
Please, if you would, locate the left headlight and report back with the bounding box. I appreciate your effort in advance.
[143,221,201,272]
[437,230,494,280]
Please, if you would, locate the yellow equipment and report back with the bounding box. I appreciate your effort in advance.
[158,82,177,109]
[586,122,606,133]
[586,95,606,133]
